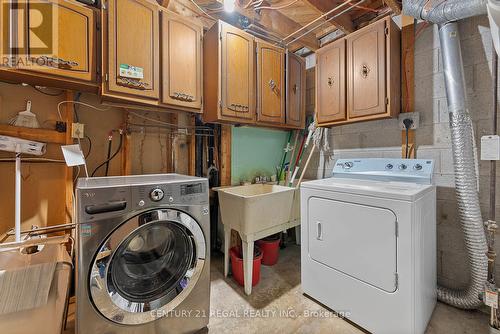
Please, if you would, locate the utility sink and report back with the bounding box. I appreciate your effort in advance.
[216,184,295,235]
[215,183,300,295]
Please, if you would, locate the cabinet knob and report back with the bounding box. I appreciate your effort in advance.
[268,79,276,89]
[361,64,371,78]
[292,84,297,94]
[327,77,333,87]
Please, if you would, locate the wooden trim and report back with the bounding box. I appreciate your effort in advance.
[188,115,196,176]
[64,91,74,224]
[220,124,231,186]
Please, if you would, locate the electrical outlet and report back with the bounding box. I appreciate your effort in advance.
[72,123,85,139]
[398,112,420,130]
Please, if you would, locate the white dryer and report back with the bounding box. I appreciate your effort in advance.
[301,158,436,334]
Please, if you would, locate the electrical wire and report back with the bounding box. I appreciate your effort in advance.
[104,133,113,176]
[57,101,110,121]
[0,157,65,163]
[254,0,299,10]
[83,135,92,159]
[91,131,123,177]
[128,111,213,131]
[32,86,65,96]
[405,127,410,159]
[188,0,218,21]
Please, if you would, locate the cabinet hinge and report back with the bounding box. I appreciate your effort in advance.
[386,97,389,105]
[105,73,109,82]
[385,27,389,36]
[219,100,222,110]
[219,31,222,40]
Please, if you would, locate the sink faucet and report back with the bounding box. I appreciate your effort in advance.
[255,176,268,184]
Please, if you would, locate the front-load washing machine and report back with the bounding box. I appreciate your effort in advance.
[76,174,210,334]
[301,159,436,334]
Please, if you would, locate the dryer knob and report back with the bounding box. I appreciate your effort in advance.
[414,164,423,171]
[399,164,408,170]
[150,188,164,202]
[344,162,354,169]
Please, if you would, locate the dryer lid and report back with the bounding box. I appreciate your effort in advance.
[301,177,434,201]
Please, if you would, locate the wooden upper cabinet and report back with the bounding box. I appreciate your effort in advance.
[346,19,386,119]
[257,40,285,124]
[19,0,96,82]
[161,10,202,112]
[316,17,400,127]
[316,38,346,124]
[204,21,255,124]
[102,0,160,103]
[0,0,97,89]
[221,22,254,122]
[286,52,305,129]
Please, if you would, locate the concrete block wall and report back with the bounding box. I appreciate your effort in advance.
[304,16,500,289]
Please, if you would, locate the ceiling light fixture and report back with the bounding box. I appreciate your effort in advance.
[224,0,235,12]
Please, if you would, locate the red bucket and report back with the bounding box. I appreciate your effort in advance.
[230,245,263,287]
[256,234,281,266]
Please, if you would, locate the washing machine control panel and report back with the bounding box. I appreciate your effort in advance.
[333,158,435,184]
[150,188,164,201]
[132,181,209,209]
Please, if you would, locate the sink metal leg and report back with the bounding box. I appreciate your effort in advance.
[295,225,301,245]
[224,225,231,277]
[242,239,254,295]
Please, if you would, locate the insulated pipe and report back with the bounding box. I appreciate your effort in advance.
[438,22,489,309]
[404,0,488,24]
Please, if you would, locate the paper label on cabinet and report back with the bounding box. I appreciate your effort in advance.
[119,64,144,79]
[485,289,498,308]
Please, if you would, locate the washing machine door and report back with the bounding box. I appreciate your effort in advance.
[89,208,206,325]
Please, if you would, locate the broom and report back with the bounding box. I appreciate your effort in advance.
[9,101,40,128]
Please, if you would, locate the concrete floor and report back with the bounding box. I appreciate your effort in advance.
[66,244,489,333]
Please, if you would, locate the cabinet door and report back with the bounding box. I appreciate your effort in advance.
[104,0,159,100]
[17,0,96,81]
[161,11,202,110]
[220,22,254,121]
[257,41,285,124]
[316,39,346,124]
[347,19,386,118]
[286,52,305,128]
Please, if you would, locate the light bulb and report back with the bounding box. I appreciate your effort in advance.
[224,0,235,12]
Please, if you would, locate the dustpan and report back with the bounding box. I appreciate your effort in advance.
[9,101,40,128]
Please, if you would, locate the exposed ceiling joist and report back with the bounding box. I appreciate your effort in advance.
[301,0,354,34]
[382,0,401,14]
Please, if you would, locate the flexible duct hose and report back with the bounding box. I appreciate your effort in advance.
[437,22,488,309]
[404,0,487,24]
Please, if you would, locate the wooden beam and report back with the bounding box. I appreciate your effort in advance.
[0,124,67,144]
[188,115,196,176]
[220,125,231,186]
[383,0,401,15]
[121,110,132,175]
[301,0,354,34]
[64,91,74,224]
[401,15,415,159]
[239,5,320,51]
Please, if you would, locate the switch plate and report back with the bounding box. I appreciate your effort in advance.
[398,112,420,130]
[481,135,500,160]
[72,123,85,139]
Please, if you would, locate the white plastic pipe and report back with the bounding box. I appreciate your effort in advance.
[15,149,21,242]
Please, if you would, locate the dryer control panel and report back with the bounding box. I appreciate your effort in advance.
[333,158,434,184]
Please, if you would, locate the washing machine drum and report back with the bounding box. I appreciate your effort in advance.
[89,209,206,325]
